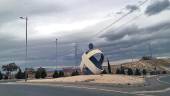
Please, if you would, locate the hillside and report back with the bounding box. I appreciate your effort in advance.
[110,59,170,73]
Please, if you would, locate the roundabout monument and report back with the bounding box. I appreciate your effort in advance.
[80,43,104,75]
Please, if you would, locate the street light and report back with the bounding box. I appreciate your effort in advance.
[56,38,58,69]
[20,16,28,82]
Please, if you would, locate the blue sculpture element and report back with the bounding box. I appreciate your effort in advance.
[88,43,94,50]
[80,48,104,75]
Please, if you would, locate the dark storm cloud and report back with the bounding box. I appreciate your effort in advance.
[145,0,170,16]
[0,38,78,68]
[0,0,74,67]
[97,21,170,60]
[99,25,140,41]
[126,5,139,12]
[100,21,170,42]
[0,0,169,68]
[0,0,65,25]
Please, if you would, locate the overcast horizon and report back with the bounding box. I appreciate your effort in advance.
[0,0,170,68]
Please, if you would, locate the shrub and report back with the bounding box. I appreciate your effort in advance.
[0,71,3,80]
[142,69,147,75]
[116,68,120,74]
[53,70,59,78]
[150,71,156,75]
[35,70,41,79]
[58,71,64,77]
[156,71,161,74]
[162,71,167,74]
[15,68,25,79]
[35,67,47,79]
[120,67,125,74]
[141,56,152,60]
[2,63,19,79]
[41,69,47,78]
[135,68,141,75]
[101,69,107,74]
[127,68,133,75]
[71,70,80,76]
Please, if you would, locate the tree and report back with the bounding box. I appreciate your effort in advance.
[15,68,22,79]
[120,67,125,74]
[41,68,47,78]
[0,71,3,80]
[150,71,156,75]
[58,71,64,77]
[107,58,112,74]
[35,67,47,79]
[4,75,8,79]
[140,56,152,60]
[116,68,120,74]
[15,68,25,79]
[53,70,59,78]
[135,68,141,75]
[142,69,147,75]
[71,70,80,76]
[101,69,107,74]
[127,68,133,75]
[162,71,167,74]
[35,70,41,79]
[2,63,19,79]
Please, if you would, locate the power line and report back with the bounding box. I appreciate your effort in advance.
[89,0,149,40]
[50,0,150,63]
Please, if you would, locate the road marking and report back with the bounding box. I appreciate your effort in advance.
[55,85,131,94]
[157,75,170,85]
[2,75,170,96]
[0,82,134,95]
[133,87,170,94]
[137,94,155,96]
[132,75,170,94]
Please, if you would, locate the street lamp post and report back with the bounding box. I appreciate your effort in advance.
[74,43,78,70]
[20,16,28,82]
[56,38,58,69]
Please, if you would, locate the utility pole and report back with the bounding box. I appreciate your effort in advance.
[148,43,153,58]
[56,38,58,69]
[20,16,28,82]
[74,43,78,70]
[131,51,134,68]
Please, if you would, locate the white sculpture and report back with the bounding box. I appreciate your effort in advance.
[80,48,104,75]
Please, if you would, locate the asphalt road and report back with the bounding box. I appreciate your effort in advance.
[0,83,134,96]
[0,75,170,96]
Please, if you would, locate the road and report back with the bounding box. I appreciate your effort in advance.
[0,83,134,96]
[0,75,170,96]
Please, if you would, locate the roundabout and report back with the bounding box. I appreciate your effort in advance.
[1,75,170,96]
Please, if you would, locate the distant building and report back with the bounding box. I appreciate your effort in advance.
[63,67,80,76]
[26,68,35,79]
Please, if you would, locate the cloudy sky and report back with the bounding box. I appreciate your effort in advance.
[0,0,170,68]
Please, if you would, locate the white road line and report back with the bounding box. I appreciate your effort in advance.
[132,75,170,94]
[157,75,170,84]
[133,87,170,94]
[2,76,170,96]
[0,82,134,95]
